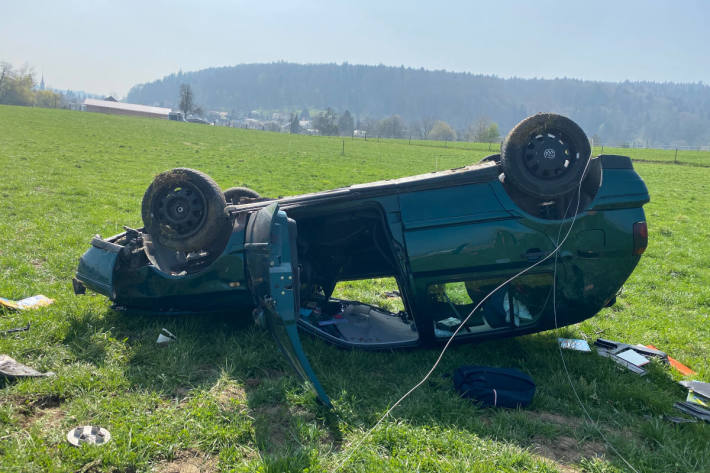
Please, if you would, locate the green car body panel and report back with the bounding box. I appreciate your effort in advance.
[76,154,649,407]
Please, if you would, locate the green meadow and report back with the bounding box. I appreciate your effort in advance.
[1,105,708,472]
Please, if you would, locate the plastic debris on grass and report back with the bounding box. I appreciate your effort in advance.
[0,354,55,378]
[558,338,591,352]
[0,294,53,311]
[646,344,697,376]
[156,328,177,344]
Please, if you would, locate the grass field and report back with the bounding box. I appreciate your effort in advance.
[389,138,710,167]
[1,105,709,473]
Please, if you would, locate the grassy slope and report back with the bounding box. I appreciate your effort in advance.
[0,105,708,473]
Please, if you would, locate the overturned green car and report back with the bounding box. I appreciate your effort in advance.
[74,114,649,406]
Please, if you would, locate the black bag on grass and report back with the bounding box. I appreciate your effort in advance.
[453,366,535,408]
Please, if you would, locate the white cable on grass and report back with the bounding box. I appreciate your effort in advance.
[335,154,613,471]
[551,169,640,473]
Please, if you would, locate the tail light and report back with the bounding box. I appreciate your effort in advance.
[633,221,648,255]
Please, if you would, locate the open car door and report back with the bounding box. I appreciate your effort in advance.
[245,203,332,407]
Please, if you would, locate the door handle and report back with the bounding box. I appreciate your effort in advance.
[524,248,546,262]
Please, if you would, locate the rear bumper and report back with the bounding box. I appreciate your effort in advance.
[75,236,120,298]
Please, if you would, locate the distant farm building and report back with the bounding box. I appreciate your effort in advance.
[83,98,171,119]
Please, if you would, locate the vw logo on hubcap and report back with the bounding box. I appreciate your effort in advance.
[543,148,556,159]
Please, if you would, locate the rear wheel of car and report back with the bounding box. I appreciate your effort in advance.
[141,168,230,252]
[224,186,260,204]
[501,114,591,199]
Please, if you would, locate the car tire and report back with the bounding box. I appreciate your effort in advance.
[224,186,260,204]
[501,114,591,199]
[141,168,230,252]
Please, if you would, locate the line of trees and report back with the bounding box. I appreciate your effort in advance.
[127,62,710,146]
[309,106,500,143]
[0,63,63,108]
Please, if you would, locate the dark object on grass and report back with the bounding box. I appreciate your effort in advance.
[664,415,698,424]
[0,354,54,378]
[594,338,671,375]
[453,366,536,408]
[673,401,710,423]
[594,338,669,362]
[75,113,649,407]
[0,323,30,336]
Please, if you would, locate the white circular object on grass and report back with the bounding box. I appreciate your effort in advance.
[66,426,111,446]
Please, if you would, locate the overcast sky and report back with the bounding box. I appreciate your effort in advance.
[1,0,708,97]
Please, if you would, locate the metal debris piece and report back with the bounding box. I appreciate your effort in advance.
[0,354,55,378]
[673,401,710,423]
[66,425,111,446]
[156,328,177,344]
[664,415,698,424]
[0,323,30,336]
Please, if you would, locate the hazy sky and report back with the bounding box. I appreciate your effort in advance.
[2,0,708,97]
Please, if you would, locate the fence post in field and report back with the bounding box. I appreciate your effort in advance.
[342,139,345,156]
[409,135,411,145]
[601,145,604,154]
[675,147,678,163]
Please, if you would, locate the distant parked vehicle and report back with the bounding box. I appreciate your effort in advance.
[168,111,185,121]
[186,116,212,125]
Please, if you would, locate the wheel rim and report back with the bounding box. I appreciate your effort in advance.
[523,132,579,180]
[152,183,207,239]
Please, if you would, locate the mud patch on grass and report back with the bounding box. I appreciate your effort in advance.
[7,394,66,429]
[253,404,292,452]
[531,411,583,428]
[30,257,46,268]
[212,381,247,411]
[10,393,63,411]
[154,450,216,473]
[22,406,65,430]
[532,435,605,471]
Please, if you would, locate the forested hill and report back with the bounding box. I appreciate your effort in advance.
[127,62,710,146]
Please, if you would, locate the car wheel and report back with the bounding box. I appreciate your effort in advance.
[224,186,260,204]
[141,168,230,252]
[501,114,591,199]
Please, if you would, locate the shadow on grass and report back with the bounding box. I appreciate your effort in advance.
[61,306,704,472]
[62,305,340,469]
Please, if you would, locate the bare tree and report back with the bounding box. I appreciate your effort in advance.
[421,116,435,138]
[179,84,194,117]
[468,117,500,143]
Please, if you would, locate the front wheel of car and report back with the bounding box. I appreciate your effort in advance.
[501,113,591,199]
